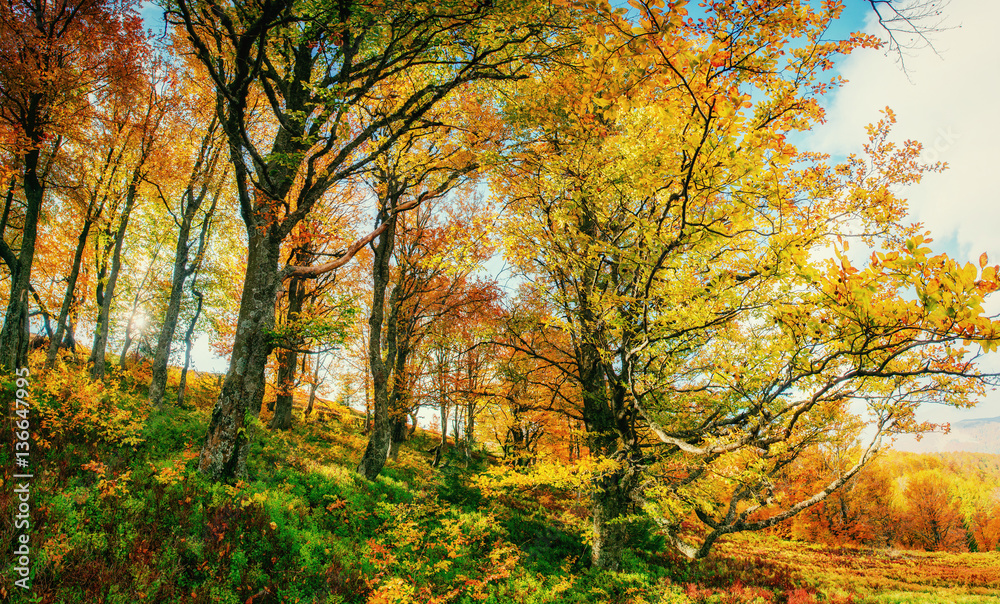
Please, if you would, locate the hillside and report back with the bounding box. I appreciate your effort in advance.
[3,361,999,604]
[893,416,1000,455]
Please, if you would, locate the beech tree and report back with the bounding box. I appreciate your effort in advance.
[87,65,168,380]
[269,210,359,430]
[170,0,565,480]
[0,0,144,371]
[496,0,1000,569]
[355,128,480,480]
[147,108,226,408]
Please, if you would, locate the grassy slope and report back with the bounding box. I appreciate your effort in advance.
[2,360,998,604]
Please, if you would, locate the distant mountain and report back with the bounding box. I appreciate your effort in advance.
[892,416,1000,454]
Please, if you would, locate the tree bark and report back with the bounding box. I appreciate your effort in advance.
[149,127,221,408]
[149,200,216,407]
[305,356,321,417]
[89,173,140,380]
[45,214,94,368]
[0,146,43,372]
[357,212,398,480]
[270,276,306,430]
[198,231,281,480]
[572,211,640,570]
[176,284,203,408]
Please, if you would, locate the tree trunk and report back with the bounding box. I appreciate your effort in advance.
[148,219,193,405]
[590,467,635,570]
[305,357,320,417]
[357,213,397,480]
[434,390,449,468]
[149,139,221,408]
[0,147,43,372]
[176,285,203,408]
[198,232,281,481]
[89,175,140,380]
[581,372,638,570]
[46,215,94,368]
[387,415,407,461]
[270,276,305,430]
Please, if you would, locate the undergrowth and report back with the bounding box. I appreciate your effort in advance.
[2,357,998,603]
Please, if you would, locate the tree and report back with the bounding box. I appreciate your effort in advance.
[355,126,482,479]
[899,470,967,552]
[147,103,226,408]
[87,64,168,380]
[497,0,1000,568]
[268,210,359,430]
[0,0,144,371]
[170,0,565,481]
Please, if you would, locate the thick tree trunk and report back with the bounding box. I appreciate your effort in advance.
[590,466,636,570]
[387,415,407,461]
[580,356,634,570]
[0,148,43,372]
[582,376,634,571]
[89,177,140,380]
[198,233,281,480]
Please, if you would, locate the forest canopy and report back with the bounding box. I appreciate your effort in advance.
[1,0,998,572]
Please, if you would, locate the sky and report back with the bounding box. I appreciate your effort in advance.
[155,0,1000,446]
[803,0,1000,446]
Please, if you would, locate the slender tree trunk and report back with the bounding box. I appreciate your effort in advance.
[357,213,397,480]
[89,176,140,380]
[198,232,281,480]
[305,356,320,417]
[149,138,221,408]
[177,285,203,408]
[434,393,449,468]
[270,277,305,430]
[29,287,52,339]
[149,219,195,406]
[464,400,475,459]
[0,147,43,371]
[0,172,17,238]
[46,216,94,368]
[363,334,371,433]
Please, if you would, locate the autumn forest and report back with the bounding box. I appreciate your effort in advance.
[2,0,999,602]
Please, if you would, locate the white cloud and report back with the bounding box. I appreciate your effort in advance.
[810,0,1000,264]
[808,0,1000,438]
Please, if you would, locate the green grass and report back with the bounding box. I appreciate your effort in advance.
[3,357,998,604]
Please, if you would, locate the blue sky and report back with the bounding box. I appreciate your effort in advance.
[803,0,1000,448]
